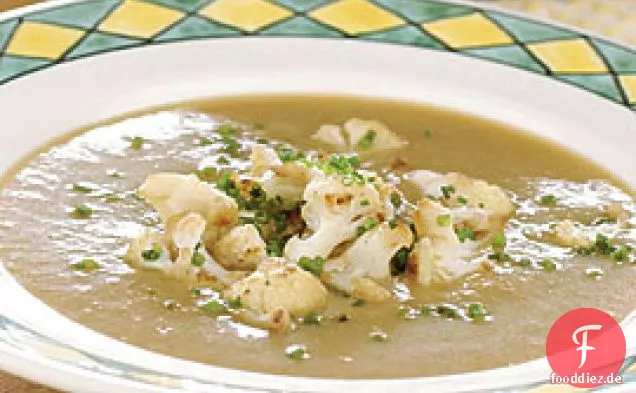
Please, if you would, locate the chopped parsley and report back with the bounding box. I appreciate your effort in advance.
[490,232,506,249]
[71,258,100,271]
[357,216,380,235]
[456,227,476,243]
[199,300,227,314]
[436,214,452,227]
[356,129,377,150]
[440,185,455,199]
[540,194,557,206]
[71,183,94,194]
[298,256,325,277]
[141,243,162,261]
[130,136,144,150]
[70,204,93,219]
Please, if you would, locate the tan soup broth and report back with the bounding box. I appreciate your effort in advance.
[1,96,634,378]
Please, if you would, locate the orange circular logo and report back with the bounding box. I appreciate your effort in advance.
[546,308,626,388]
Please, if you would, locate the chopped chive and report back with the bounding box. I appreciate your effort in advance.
[298,256,325,277]
[612,245,631,262]
[351,299,366,307]
[592,217,616,226]
[595,234,616,255]
[456,227,476,243]
[199,137,213,146]
[466,303,487,321]
[488,251,511,262]
[369,329,389,342]
[285,345,308,360]
[130,136,144,150]
[217,124,237,136]
[277,148,304,163]
[220,135,240,154]
[478,202,485,208]
[456,195,468,205]
[356,129,377,150]
[71,183,94,194]
[357,216,380,235]
[491,232,506,249]
[200,300,227,314]
[390,247,410,276]
[388,218,398,229]
[141,243,162,261]
[440,185,455,199]
[420,304,436,315]
[423,129,432,139]
[191,251,206,267]
[71,258,100,271]
[538,258,558,271]
[303,312,322,325]
[436,214,452,227]
[540,194,557,206]
[227,297,242,309]
[436,304,460,319]
[70,204,93,219]
[216,156,230,165]
[360,199,370,206]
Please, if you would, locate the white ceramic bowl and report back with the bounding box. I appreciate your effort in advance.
[0,0,634,391]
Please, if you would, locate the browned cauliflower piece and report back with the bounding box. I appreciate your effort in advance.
[212,224,266,270]
[226,258,328,331]
[310,119,408,152]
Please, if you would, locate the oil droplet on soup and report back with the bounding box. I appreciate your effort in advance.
[0,96,634,378]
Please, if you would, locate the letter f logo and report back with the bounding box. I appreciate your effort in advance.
[572,324,602,368]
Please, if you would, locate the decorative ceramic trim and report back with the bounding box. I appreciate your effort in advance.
[0,1,635,392]
[0,0,635,111]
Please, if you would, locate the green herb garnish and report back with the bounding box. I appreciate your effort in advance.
[227,297,242,308]
[390,247,410,276]
[585,268,604,278]
[357,216,380,235]
[351,299,366,307]
[298,256,325,276]
[217,124,237,136]
[141,243,162,261]
[360,199,370,206]
[441,185,455,199]
[538,258,558,271]
[303,312,322,325]
[457,195,468,205]
[612,245,631,262]
[390,191,402,208]
[491,232,506,249]
[130,136,144,150]
[540,194,557,206]
[191,251,206,267]
[278,148,304,163]
[70,204,93,219]
[285,345,308,360]
[200,300,227,314]
[199,137,213,146]
[466,303,487,320]
[436,214,452,227]
[356,129,377,150]
[71,183,94,194]
[456,227,476,243]
[71,258,100,271]
[423,129,432,139]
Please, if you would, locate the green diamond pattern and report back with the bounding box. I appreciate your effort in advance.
[557,74,624,103]
[154,16,242,42]
[24,0,120,29]
[0,20,19,51]
[463,45,545,74]
[361,25,443,49]
[591,39,636,73]
[66,32,142,59]
[487,12,578,43]
[143,0,211,12]
[274,0,332,12]
[0,55,50,83]
[373,0,474,23]
[259,16,342,37]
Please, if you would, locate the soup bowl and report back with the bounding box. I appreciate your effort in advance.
[0,0,635,391]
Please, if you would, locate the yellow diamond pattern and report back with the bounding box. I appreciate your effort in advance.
[99,0,184,39]
[620,75,636,103]
[199,0,293,33]
[6,22,85,60]
[527,38,608,73]
[310,0,404,36]
[422,13,513,49]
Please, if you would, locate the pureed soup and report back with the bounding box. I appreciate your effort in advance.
[0,96,634,379]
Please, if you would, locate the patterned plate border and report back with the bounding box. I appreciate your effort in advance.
[0,0,635,111]
[0,0,635,392]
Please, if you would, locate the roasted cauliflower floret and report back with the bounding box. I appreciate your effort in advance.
[407,170,514,229]
[125,212,246,287]
[323,222,412,300]
[284,174,388,261]
[406,199,482,285]
[138,173,238,245]
[249,146,315,200]
[226,258,328,330]
[310,118,408,152]
[548,220,594,248]
[212,224,266,270]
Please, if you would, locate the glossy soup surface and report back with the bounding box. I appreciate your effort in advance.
[1,96,635,378]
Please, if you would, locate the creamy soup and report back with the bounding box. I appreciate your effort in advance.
[1,96,634,379]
